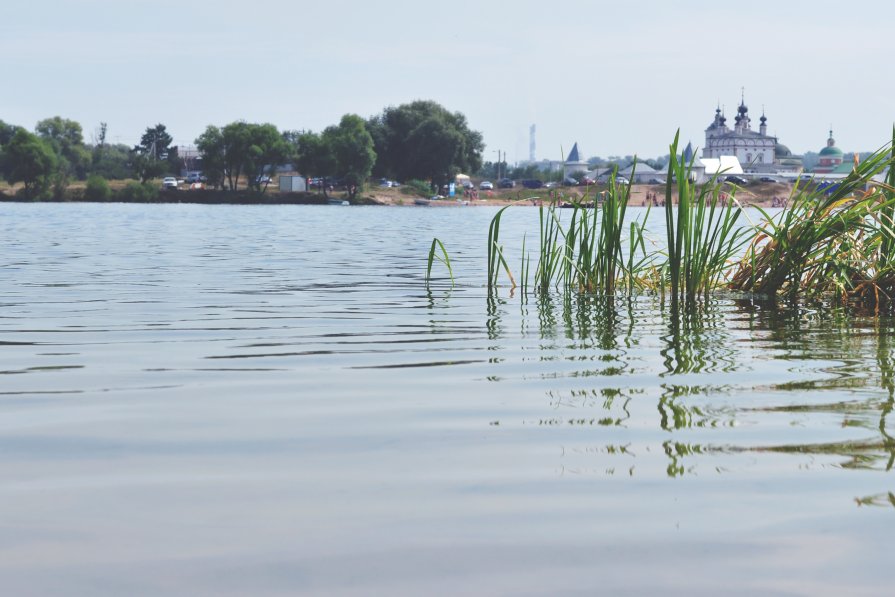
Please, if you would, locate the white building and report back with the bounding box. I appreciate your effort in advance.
[700,156,744,178]
[563,143,589,178]
[703,98,777,172]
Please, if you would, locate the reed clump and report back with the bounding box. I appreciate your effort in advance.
[427,130,895,312]
[729,131,895,308]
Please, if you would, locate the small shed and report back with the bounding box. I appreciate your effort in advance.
[279,175,307,192]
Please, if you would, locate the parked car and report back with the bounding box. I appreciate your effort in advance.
[498,178,515,189]
[521,179,544,189]
[310,177,342,189]
[580,176,596,186]
[162,176,178,190]
[479,180,494,190]
[615,176,630,185]
[186,172,206,184]
[562,176,579,186]
[648,177,666,184]
[724,175,749,185]
[758,176,777,183]
[817,181,840,194]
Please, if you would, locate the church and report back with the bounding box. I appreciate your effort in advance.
[811,129,846,174]
[703,96,801,173]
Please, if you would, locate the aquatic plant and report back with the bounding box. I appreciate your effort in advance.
[425,237,454,288]
[664,132,748,306]
[487,205,516,291]
[433,130,895,312]
[522,175,654,295]
[533,203,567,292]
[577,173,632,294]
[728,138,895,305]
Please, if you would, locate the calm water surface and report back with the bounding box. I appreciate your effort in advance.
[1,203,894,596]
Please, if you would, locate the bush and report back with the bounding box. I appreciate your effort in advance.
[16,185,51,201]
[116,181,158,202]
[84,175,111,201]
[401,179,433,196]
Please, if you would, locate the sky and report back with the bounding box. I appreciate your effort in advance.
[4,0,894,163]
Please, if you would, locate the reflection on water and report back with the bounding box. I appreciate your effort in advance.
[508,293,895,477]
[2,204,895,595]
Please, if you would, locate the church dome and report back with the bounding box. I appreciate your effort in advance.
[820,129,841,157]
[775,144,792,158]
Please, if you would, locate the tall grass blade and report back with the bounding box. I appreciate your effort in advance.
[426,237,454,288]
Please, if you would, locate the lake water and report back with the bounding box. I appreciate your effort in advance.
[1,202,894,596]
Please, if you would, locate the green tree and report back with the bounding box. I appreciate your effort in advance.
[367,100,484,187]
[507,163,544,181]
[132,123,175,183]
[0,120,20,146]
[220,121,252,190]
[324,114,376,200]
[197,122,291,192]
[91,143,133,179]
[243,123,292,192]
[35,116,91,180]
[35,116,91,197]
[2,129,57,198]
[195,125,226,189]
[0,120,24,179]
[138,123,173,160]
[291,130,336,197]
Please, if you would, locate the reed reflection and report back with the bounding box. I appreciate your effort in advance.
[661,300,738,375]
[538,297,895,478]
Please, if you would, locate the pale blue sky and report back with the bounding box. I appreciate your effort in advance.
[4,0,893,162]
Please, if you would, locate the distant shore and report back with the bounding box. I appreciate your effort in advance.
[366,181,796,208]
[0,189,381,206]
[0,180,796,208]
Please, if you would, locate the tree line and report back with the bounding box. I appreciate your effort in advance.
[0,100,484,200]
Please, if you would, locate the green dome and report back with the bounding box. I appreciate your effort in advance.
[775,144,792,158]
[819,145,843,157]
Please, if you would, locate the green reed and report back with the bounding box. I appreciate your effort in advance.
[487,165,656,297]
[487,205,516,291]
[664,132,748,306]
[450,130,895,312]
[587,172,631,294]
[533,203,567,292]
[729,139,895,303]
[425,237,454,288]
[848,128,895,307]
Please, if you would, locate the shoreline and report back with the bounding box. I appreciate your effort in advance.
[0,182,795,209]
